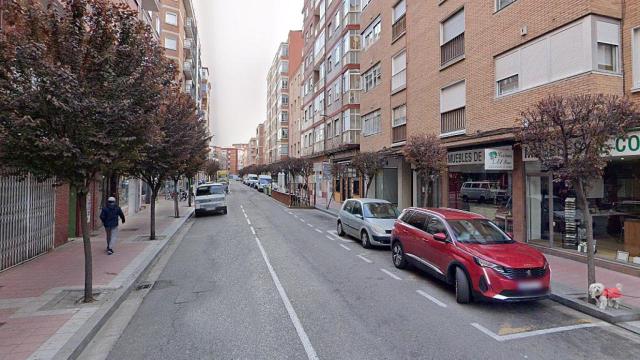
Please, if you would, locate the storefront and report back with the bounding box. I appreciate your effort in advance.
[446,146,515,232]
[524,131,640,266]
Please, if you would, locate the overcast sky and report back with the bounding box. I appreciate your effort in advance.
[193,0,303,147]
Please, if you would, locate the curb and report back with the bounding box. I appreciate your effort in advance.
[549,292,640,324]
[54,208,195,360]
[314,206,338,218]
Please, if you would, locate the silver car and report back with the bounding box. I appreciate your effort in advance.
[337,198,399,248]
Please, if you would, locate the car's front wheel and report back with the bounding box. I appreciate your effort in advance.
[361,231,371,249]
[337,221,345,236]
[392,241,408,269]
[455,267,472,304]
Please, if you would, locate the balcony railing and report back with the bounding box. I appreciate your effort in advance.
[342,130,360,145]
[325,136,342,151]
[185,18,194,38]
[344,11,359,25]
[314,141,325,153]
[441,33,464,66]
[440,107,465,135]
[392,15,406,41]
[184,39,193,58]
[392,124,407,143]
[183,60,193,79]
[343,50,359,66]
[302,146,314,157]
[344,90,360,105]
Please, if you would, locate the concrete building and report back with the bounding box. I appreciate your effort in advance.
[266,31,303,164]
[289,61,304,158]
[246,137,258,167]
[300,0,363,203]
[257,122,267,165]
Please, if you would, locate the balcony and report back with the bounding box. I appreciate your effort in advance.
[302,146,314,157]
[392,15,406,41]
[141,0,159,11]
[342,50,359,66]
[185,17,194,38]
[342,130,360,145]
[184,39,193,58]
[392,124,407,144]
[344,11,359,26]
[313,77,325,93]
[344,90,360,105]
[313,141,325,153]
[440,107,465,136]
[183,60,193,79]
[441,33,464,66]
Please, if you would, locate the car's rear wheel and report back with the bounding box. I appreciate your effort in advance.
[222,207,228,215]
[361,231,371,249]
[455,267,472,304]
[337,221,345,236]
[392,242,408,269]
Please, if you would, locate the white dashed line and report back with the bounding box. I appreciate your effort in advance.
[339,244,351,251]
[307,223,314,228]
[326,236,336,241]
[246,218,251,225]
[244,213,248,218]
[356,255,373,264]
[315,228,323,233]
[470,322,609,342]
[250,226,256,235]
[299,218,305,222]
[416,290,447,308]
[253,235,319,360]
[380,268,402,280]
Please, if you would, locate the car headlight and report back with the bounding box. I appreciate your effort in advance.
[474,257,506,273]
[369,223,387,235]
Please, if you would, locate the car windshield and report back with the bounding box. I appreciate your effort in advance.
[259,178,272,185]
[448,219,514,244]
[363,203,399,219]
[196,185,225,196]
[248,175,258,180]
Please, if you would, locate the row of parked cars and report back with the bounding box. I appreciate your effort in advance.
[242,174,273,192]
[337,198,550,304]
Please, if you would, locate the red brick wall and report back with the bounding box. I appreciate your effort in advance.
[54,184,69,247]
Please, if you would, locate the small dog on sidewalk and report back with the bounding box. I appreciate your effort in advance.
[588,283,623,310]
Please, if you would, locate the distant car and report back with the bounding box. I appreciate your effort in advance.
[194,183,227,216]
[391,208,550,303]
[257,175,272,192]
[246,174,258,188]
[460,181,507,203]
[337,198,399,248]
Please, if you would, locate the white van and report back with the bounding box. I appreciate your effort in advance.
[195,183,227,216]
[257,175,272,192]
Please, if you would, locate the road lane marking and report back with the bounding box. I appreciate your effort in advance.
[339,244,351,251]
[287,211,293,215]
[380,269,402,280]
[243,213,248,218]
[250,227,256,235]
[307,223,314,228]
[416,290,447,308]
[315,228,323,233]
[356,255,373,264]
[326,236,336,241]
[299,218,305,222]
[246,218,251,225]
[252,236,319,360]
[470,322,610,342]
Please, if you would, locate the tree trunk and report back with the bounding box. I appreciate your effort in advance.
[150,188,157,240]
[575,180,597,297]
[422,179,429,208]
[77,191,94,303]
[365,176,372,198]
[173,179,179,218]
[187,177,192,207]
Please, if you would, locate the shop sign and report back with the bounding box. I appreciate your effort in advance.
[610,131,640,157]
[484,148,514,170]
[447,149,484,166]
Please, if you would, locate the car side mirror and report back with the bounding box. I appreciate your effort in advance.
[434,233,448,242]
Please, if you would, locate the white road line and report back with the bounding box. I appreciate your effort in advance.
[471,322,610,342]
[339,237,351,243]
[380,268,402,280]
[315,228,323,233]
[326,236,336,241]
[307,223,314,228]
[416,290,447,308]
[356,255,373,264]
[243,213,248,218]
[250,227,256,235]
[299,218,306,222]
[246,218,251,225]
[339,244,351,251]
[287,211,293,215]
[253,236,318,360]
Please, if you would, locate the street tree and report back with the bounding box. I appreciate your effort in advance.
[517,94,639,293]
[204,159,221,181]
[403,134,447,207]
[351,151,384,197]
[0,0,171,302]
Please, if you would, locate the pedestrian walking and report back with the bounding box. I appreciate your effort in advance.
[100,196,125,255]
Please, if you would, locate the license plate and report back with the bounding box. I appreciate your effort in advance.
[518,281,543,290]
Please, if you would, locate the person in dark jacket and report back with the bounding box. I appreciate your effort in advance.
[99,197,125,255]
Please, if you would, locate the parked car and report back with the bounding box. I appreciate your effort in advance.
[460,181,507,203]
[257,175,272,192]
[390,208,550,303]
[337,199,400,248]
[245,174,258,187]
[194,183,228,216]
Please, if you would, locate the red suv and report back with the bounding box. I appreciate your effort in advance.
[391,208,550,303]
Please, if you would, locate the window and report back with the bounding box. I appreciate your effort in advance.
[362,63,382,92]
[327,87,333,105]
[440,80,466,135]
[362,0,372,9]
[496,0,516,11]
[426,217,448,236]
[281,95,289,106]
[351,201,362,216]
[326,121,332,138]
[362,110,381,136]
[441,8,465,65]
[165,12,178,26]
[281,78,289,90]
[280,61,289,73]
[334,118,340,136]
[391,51,406,91]
[281,111,289,122]
[393,0,406,22]
[497,75,518,95]
[164,37,177,50]
[407,211,428,231]
[392,0,407,40]
[363,17,381,49]
[634,28,640,88]
[392,105,406,127]
[344,200,354,213]
[597,43,617,72]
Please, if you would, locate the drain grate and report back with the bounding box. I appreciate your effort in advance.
[135,283,152,290]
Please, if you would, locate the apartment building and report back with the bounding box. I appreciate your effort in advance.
[289,63,304,158]
[300,0,364,203]
[266,31,303,164]
[246,137,258,167]
[200,67,212,132]
[257,122,267,165]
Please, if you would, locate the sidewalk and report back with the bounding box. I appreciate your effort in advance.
[314,196,341,217]
[0,199,193,360]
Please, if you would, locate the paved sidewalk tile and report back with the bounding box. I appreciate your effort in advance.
[0,199,191,360]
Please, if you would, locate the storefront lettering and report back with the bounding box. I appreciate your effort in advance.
[447,150,484,166]
[615,134,640,154]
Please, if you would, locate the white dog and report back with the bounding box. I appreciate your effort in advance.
[589,283,623,310]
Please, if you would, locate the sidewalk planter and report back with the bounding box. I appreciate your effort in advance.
[271,190,293,206]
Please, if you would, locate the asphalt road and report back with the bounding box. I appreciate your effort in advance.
[107,183,640,360]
